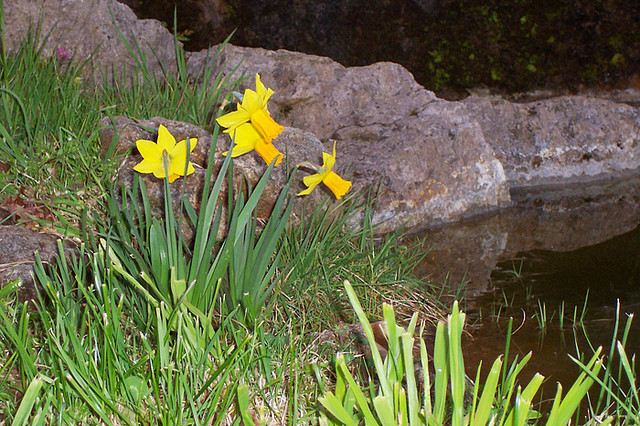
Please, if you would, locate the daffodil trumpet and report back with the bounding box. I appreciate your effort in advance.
[297,142,351,200]
[221,122,283,166]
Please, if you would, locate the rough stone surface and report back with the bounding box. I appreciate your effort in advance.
[4,0,178,84]
[188,45,511,232]
[463,95,640,187]
[99,116,329,240]
[0,226,76,301]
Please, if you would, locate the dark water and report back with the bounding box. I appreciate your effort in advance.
[412,174,640,402]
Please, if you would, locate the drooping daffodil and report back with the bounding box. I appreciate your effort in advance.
[297,142,352,199]
[216,73,284,165]
[133,124,197,183]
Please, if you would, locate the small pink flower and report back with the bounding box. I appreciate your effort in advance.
[56,47,70,62]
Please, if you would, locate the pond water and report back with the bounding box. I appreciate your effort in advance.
[411,173,640,399]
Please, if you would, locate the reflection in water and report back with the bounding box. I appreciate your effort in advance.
[492,224,640,310]
[410,174,640,407]
[469,224,640,398]
[413,174,640,299]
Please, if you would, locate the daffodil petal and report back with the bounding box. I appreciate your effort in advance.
[169,159,194,176]
[241,88,261,115]
[134,158,163,175]
[251,109,283,142]
[323,171,352,199]
[255,74,275,108]
[171,139,197,158]
[297,186,315,196]
[229,144,254,157]
[136,139,162,159]
[228,124,261,157]
[322,151,335,172]
[167,157,186,176]
[254,138,283,166]
[302,172,325,188]
[298,171,325,196]
[157,124,176,152]
[185,137,197,152]
[255,73,266,95]
[168,174,180,183]
[152,166,168,179]
[217,110,251,129]
[297,173,322,195]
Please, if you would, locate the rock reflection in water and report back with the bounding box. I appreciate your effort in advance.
[412,174,640,300]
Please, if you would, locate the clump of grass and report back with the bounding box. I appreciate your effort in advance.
[575,303,640,422]
[0,242,253,424]
[319,280,611,425]
[276,193,442,332]
[95,129,293,328]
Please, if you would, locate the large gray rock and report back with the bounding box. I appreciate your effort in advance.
[188,45,511,232]
[4,0,178,84]
[99,116,329,241]
[463,95,640,187]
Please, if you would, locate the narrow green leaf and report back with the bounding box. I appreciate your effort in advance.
[11,375,44,426]
[319,393,359,426]
[237,385,256,426]
[616,341,640,408]
[432,322,448,423]
[402,333,420,426]
[373,395,396,426]
[343,280,392,399]
[448,301,466,426]
[471,357,503,426]
[337,359,379,425]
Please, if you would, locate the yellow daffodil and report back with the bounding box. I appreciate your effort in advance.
[216,73,284,165]
[297,142,351,199]
[133,124,197,183]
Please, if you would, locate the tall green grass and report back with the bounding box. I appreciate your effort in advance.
[0,242,253,424]
[95,132,293,326]
[277,193,441,331]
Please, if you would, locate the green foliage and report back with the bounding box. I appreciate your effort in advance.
[575,304,640,423]
[0,242,251,423]
[0,27,106,204]
[419,1,637,94]
[277,193,439,330]
[2,4,639,424]
[319,280,610,425]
